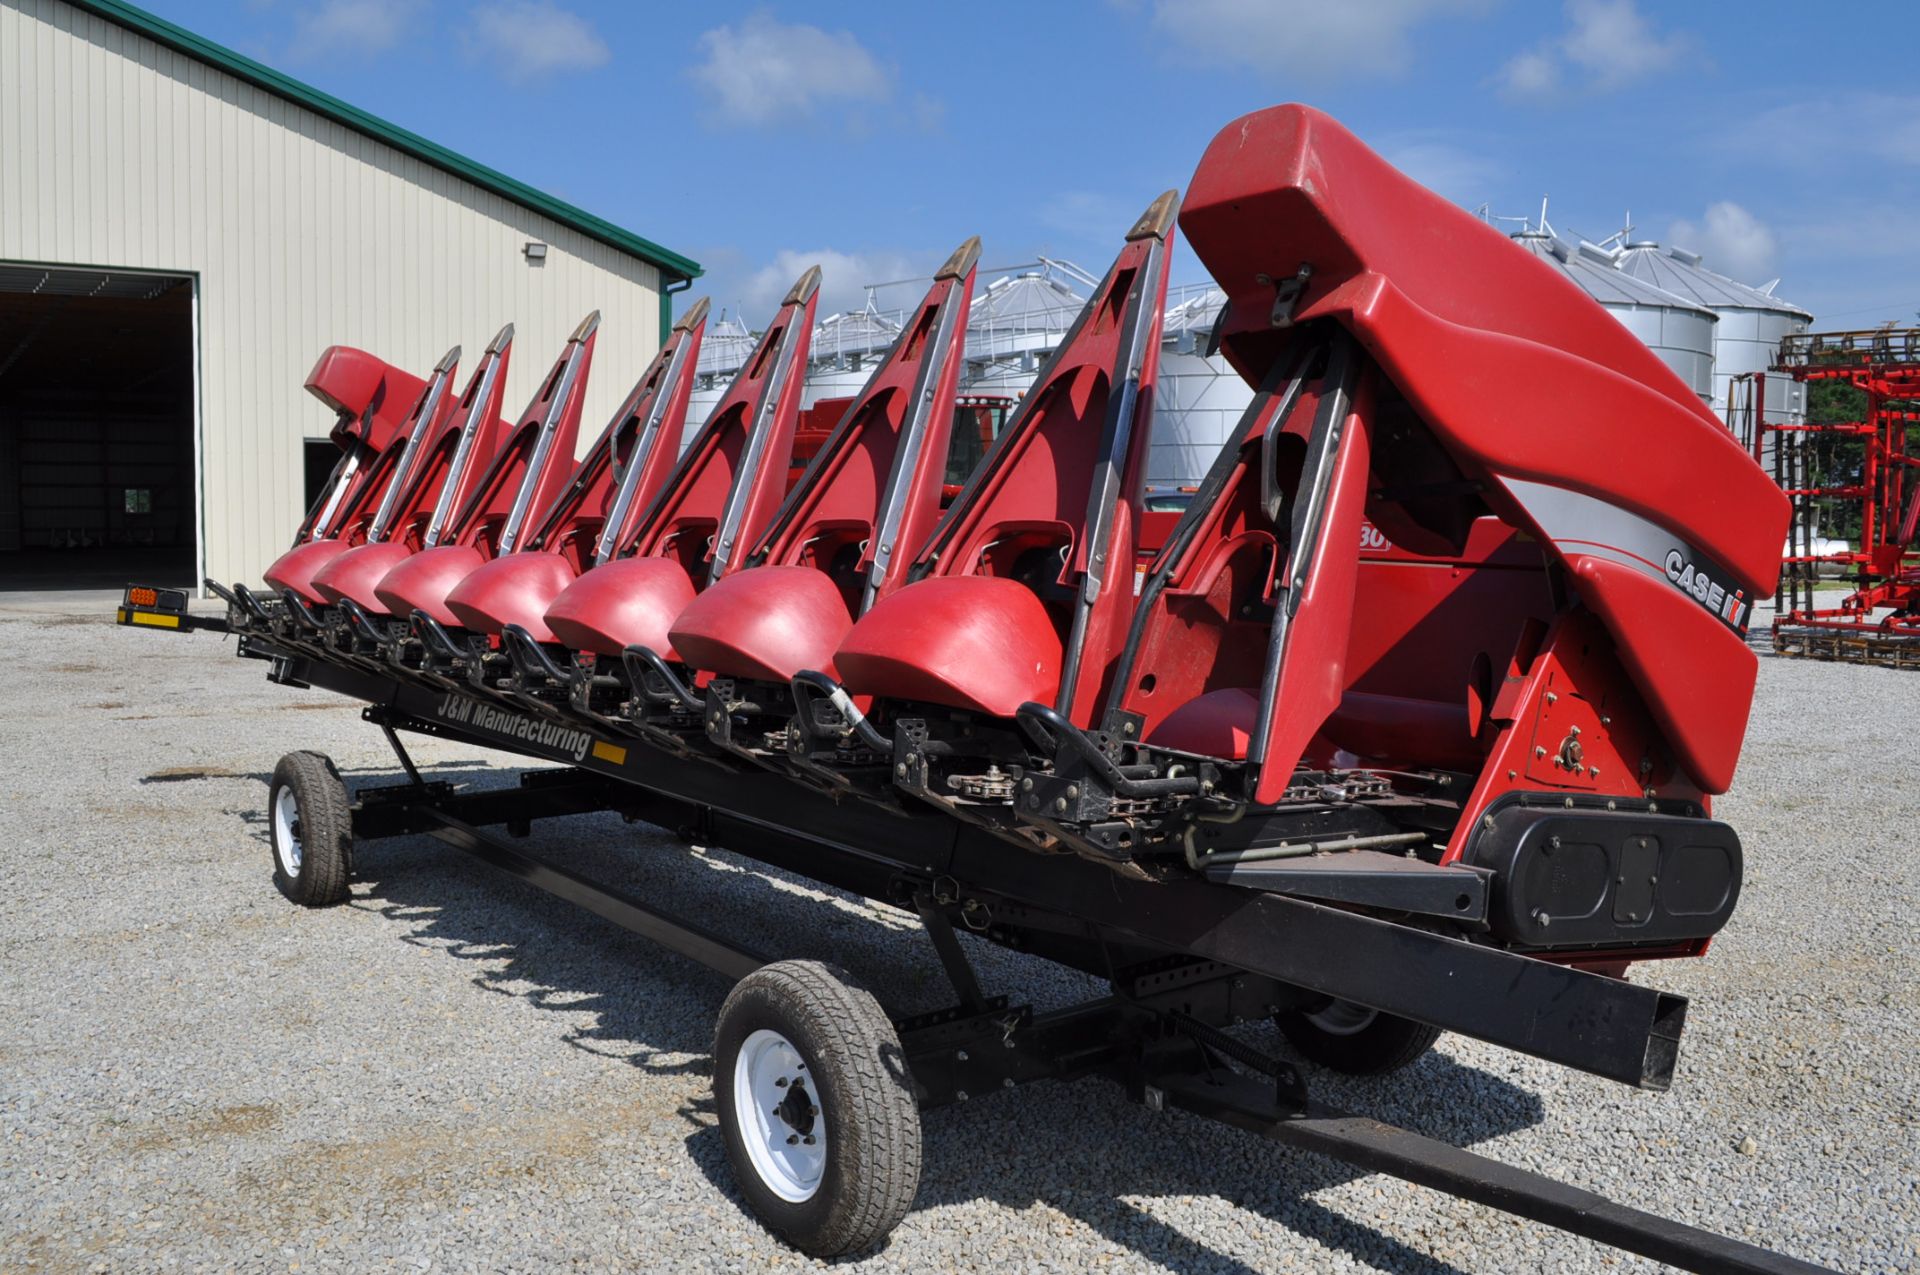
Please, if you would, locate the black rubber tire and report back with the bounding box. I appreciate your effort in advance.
[268,750,353,907]
[1277,1001,1441,1076]
[714,960,921,1258]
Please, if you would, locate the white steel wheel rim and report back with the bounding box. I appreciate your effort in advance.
[273,785,304,877]
[733,1028,826,1203]
[1306,999,1378,1037]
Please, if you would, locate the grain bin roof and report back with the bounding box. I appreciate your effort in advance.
[1617,243,1809,320]
[1510,233,1716,317]
[67,0,701,285]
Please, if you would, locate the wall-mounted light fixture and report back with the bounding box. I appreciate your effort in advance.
[524,241,548,264]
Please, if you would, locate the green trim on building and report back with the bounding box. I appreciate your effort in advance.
[65,0,701,286]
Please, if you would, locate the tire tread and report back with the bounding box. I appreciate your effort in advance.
[271,750,353,907]
[716,960,920,1256]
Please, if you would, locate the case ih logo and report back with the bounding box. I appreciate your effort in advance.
[1664,549,1749,634]
[436,694,593,762]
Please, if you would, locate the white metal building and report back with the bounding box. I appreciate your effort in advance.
[1616,241,1812,427]
[0,0,698,590]
[1150,285,1255,491]
[1508,231,1719,402]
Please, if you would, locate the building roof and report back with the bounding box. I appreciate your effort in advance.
[1616,243,1809,320]
[67,0,701,285]
[1511,233,1716,317]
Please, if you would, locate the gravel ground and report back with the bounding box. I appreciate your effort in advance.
[1,600,1914,1273]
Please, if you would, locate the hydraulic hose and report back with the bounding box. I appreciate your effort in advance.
[1015,702,1201,798]
[789,669,894,755]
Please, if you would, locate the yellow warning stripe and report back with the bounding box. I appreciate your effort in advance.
[590,739,627,765]
[119,608,181,629]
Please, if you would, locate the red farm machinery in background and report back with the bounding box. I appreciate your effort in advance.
[1732,328,1920,667]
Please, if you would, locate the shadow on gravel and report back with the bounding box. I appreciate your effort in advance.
[327,765,1539,1275]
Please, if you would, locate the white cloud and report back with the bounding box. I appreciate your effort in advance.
[1148,0,1490,81]
[1724,94,1920,170]
[1496,48,1558,98]
[1039,190,1143,244]
[467,1,610,84]
[1498,0,1685,101]
[1668,202,1778,283]
[689,12,894,127]
[734,248,926,326]
[1378,136,1504,204]
[289,0,421,59]
[1561,0,1685,86]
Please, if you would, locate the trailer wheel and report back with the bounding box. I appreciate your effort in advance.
[714,960,921,1257]
[1277,999,1441,1075]
[268,751,353,907]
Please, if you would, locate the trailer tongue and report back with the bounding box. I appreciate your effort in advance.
[115,102,1820,1272]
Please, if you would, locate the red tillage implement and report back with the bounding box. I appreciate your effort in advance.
[119,105,1819,1272]
[1760,328,1920,668]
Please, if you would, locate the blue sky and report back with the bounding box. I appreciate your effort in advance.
[152,0,1920,328]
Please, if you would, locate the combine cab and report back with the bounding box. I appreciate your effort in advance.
[113,104,1820,1274]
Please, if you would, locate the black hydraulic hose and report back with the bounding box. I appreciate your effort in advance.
[1015,702,1201,798]
[789,669,894,755]
[622,645,704,712]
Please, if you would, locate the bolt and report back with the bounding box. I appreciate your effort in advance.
[775,1077,788,1088]
[787,1134,798,1145]
[1507,769,1517,780]
[896,763,907,776]
[1123,721,1136,735]
[1588,766,1599,778]
[956,1049,969,1063]
[1649,875,1658,885]
[1534,746,1547,758]
[956,1090,969,1103]
[1065,785,1079,799]
[1545,692,1557,705]
[1548,836,1562,849]
[803,1135,816,1146]
[1054,798,1068,813]
[1003,1077,1016,1090]
[1020,778,1033,792]
[1532,909,1551,928]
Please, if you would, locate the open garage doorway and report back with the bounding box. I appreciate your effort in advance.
[0,264,197,593]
